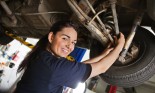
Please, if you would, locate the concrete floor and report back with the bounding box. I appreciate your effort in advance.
[85,75,155,93]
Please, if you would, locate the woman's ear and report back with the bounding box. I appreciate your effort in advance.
[48,32,54,43]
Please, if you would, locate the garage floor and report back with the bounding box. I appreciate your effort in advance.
[85,74,155,93]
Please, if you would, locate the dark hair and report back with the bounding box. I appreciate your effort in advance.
[17,20,79,72]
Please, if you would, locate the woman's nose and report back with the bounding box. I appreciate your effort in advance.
[66,42,72,49]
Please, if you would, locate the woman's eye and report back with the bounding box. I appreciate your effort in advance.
[62,37,68,41]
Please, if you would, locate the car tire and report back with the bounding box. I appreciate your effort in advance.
[90,26,155,87]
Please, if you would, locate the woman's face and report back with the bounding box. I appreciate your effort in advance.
[48,27,77,58]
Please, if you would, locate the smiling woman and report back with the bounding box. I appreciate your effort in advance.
[47,27,77,58]
[17,20,79,72]
[13,20,125,93]
[14,20,92,93]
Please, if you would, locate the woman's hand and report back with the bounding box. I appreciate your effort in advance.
[116,32,125,51]
[89,32,125,78]
[101,32,125,58]
[101,44,114,58]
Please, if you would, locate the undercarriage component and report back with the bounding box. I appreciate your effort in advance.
[119,11,144,63]
[0,0,17,26]
[67,0,114,45]
[109,0,119,35]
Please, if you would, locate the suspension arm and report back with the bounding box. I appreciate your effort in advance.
[67,0,114,45]
[119,11,144,63]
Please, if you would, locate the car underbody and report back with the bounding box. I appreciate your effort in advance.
[1,0,155,88]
